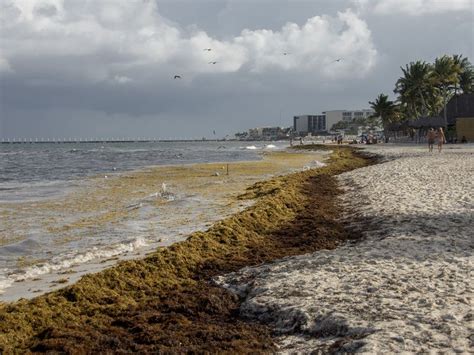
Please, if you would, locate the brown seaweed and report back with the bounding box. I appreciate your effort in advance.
[0,146,375,354]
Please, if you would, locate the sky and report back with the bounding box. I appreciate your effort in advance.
[0,0,473,140]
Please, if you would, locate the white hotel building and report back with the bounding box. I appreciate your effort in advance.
[293,109,375,135]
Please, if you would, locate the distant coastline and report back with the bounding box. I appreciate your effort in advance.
[0,139,290,144]
[1,139,231,144]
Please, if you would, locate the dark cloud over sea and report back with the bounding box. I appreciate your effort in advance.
[0,0,472,139]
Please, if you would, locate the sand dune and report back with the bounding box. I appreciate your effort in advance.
[216,145,473,353]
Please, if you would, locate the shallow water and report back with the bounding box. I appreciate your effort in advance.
[0,141,273,202]
[0,141,320,301]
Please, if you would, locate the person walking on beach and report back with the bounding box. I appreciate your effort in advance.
[436,127,446,153]
[426,128,436,152]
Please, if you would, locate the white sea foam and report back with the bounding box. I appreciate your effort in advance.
[245,145,258,150]
[0,237,148,294]
[311,160,326,168]
[303,160,327,171]
[0,141,282,300]
[216,145,474,353]
[0,271,14,295]
[126,186,177,210]
[265,144,277,149]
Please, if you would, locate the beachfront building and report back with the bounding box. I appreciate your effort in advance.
[293,109,375,135]
[248,127,262,139]
[262,127,284,139]
[293,115,327,135]
[447,93,474,142]
[247,126,290,140]
[387,93,474,143]
[323,109,375,124]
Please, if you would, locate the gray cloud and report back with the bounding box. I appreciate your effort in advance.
[353,0,472,15]
[0,0,472,139]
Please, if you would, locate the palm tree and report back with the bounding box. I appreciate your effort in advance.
[452,55,474,94]
[459,69,474,94]
[366,115,381,131]
[395,61,433,118]
[430,55,461,127]
[369,94,398,142]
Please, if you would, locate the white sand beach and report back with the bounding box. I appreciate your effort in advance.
[216,145,473,353]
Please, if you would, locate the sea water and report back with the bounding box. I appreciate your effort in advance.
[0,141,285,301]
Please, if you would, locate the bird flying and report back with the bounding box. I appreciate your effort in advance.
[203,48,212,51]
[173,75,182,79]
[283,52,291,56]
[208,61,218,64]
[333,58,343,62]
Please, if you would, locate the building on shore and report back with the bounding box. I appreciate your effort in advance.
[387,93,474,143]
[293,109,375,136]
[293,115,326,135]
[324,109,374,123]
[238,126,291,140]
[447,93,474,142]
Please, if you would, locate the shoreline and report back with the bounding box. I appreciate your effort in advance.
[0,141,273,204]
[217,144,473,353]
[0,145,375,352]
[0,147,326,301]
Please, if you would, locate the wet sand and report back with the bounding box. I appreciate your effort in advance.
[0,146,372,353]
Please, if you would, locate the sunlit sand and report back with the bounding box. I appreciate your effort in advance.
[216,144,473,353]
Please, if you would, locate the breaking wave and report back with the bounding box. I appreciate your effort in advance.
[0,237,148,295]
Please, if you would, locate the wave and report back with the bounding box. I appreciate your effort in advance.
[0,151,25,156]
[312,160,327,168]
[0,237,148,295]
[0,273,13,296]
[302,160,327,171]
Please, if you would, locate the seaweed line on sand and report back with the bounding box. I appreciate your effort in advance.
[0,146,376,354]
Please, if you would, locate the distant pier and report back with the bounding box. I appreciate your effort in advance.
[0,138,234,144]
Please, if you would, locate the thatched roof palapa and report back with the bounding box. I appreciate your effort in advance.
[444,93,474,125]
[388,94,474,131]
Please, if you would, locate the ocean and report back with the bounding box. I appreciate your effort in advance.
[0,141,267,201]
[0,141,286,301]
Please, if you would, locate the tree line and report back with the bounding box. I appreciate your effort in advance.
[369,54,473,135]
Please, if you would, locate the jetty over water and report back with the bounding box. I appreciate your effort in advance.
[0,138,228,144]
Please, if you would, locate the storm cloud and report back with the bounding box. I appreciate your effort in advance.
[0,0,472,139]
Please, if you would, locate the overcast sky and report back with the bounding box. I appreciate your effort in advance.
[0,0,473,139]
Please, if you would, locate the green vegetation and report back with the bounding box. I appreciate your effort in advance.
[331,117,378,135]
[331,120,350,130]
[369,94,399,141]
[371,54,473,127]
[0,146,374,353]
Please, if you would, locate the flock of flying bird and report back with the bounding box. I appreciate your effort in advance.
[173,48,216,79]
[173,48,343,79]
